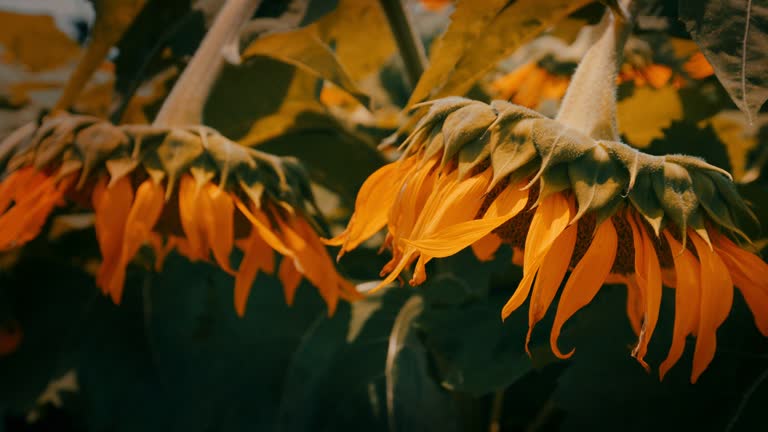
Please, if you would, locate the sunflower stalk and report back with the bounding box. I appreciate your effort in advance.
[153,0,263,127]
[53,0,147,112]
[555,6,632,141]
[378,0,428,89]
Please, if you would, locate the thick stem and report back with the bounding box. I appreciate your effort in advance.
[378,0,428,89]
[53,0,147,112]
[555,8,631,141]
[152,0,262,127]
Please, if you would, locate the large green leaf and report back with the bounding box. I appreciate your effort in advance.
[242,27,371,108]
[407,0,595,107]
[679,0,768,123]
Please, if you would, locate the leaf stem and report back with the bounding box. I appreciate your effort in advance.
[377,0,428,89]
[152,0,263,127]
[53,0,147,112]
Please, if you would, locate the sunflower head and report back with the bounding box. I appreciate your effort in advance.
[330,97,766,382]
[0,113,359,315]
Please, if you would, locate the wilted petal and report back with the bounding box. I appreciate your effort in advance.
[550,219,617,359]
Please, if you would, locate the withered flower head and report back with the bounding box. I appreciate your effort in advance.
[328,97,767,383]
[0,113,359,315]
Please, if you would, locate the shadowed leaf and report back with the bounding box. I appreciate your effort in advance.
[679,0,768,123]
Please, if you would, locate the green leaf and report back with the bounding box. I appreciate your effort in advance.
[276,308,351,431]
[407,0,594,107]
[252,109,387,204]
[385,295,424,428]
[242,27,371,108]
[679,0,768,123]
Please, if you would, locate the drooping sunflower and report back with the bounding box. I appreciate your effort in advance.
[0,113,359,315]
[327,96,768,382]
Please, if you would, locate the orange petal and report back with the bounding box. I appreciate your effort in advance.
[114,179,165,303]
[0,320,22,356]
[712,232,768,335]
[628,214,663,370]
[550,219,618,359]
[501,193,573,320]
[92,176,134,294]
[689,231,734,383]
[178,175,207,261]
[200,183,235,273]
[277,216,342,315]
[0,170,66,250]
[405,181,528,258]
[471,233,502,261]
[278,257,302,305]
[492,62,536,99]
[234,198,293,257]
[234,229,276,317]
[659,231,702,380]
[324,161,404,252]
[388,157,438,246]
[643,64,673,89]
[625,276,645,336]
[684,52,714,80]
[526,223,578,353]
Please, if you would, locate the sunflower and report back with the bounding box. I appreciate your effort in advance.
[327,97,767,382]
[0,113,359,315]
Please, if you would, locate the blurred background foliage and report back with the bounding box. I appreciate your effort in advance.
[1,0,768,431]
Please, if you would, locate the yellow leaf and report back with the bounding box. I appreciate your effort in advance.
[314,0,396,82]
[0,11,80,71]
[408,0,593,106]
[617,85,683,147]
[242,28,371,108]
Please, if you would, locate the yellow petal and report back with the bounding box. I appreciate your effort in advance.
[526,223,577,353]
[550,219,617,359]
[659,231,701,380]
[324,160,406,252]
[501,193,573,320]
[388,157,438,245]
[690,231,734,383]
[234,198,293,257]
[405,182,527,258]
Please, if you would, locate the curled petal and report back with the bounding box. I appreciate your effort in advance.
[711,232,768,336]
[690,231,734,383]
[526,223,578,353]
[502,193,573,320]
[660,231,701,380]
[627,214,663,370]
[550,219,618,359]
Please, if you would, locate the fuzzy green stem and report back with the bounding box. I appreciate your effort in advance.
[53,0,146,112]
[378,0,428,89]
[555,8,631,141]
[152,0,262,127]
